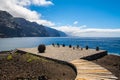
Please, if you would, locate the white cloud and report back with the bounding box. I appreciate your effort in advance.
[14,0,53,6]
[73,21,78,25]
[0,0,54,26]
[34,19,55,26]
[32,0,53,6]
[52,25,120,37]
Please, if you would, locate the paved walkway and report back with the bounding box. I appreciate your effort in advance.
[17,46,118,80]
[71,59,117,80]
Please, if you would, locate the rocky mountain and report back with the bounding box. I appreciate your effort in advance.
[0,10,67,38]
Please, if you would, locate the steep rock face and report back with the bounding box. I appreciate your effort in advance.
[0,11,22,37]
[0,10,67,38]
[14,18,49,37]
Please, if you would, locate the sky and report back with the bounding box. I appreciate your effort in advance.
[0,0,120,37]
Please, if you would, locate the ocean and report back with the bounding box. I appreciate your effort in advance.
[0,37,120,55]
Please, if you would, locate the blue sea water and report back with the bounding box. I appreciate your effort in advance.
[0,37,120,55]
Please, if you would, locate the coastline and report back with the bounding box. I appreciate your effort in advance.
[0,37,120,55]
[108,52,120,56]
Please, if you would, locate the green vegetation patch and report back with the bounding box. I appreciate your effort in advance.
[7,54,13,60]
[19,53,51,63]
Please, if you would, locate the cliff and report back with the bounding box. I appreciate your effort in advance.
[0,10,67,38]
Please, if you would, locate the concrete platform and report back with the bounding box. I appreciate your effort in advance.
[17,45,107,62]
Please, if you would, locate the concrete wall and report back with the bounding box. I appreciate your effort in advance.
[81,51,108,61]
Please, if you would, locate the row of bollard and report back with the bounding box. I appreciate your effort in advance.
[37,43,100,53]
[52,43,99,51]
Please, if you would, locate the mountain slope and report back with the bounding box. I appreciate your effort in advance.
[0,10,67,38]
[45,27,67,37]
[14,18,49,37]
[0,11,22,37]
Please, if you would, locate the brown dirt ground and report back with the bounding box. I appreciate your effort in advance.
[92,54,120,80]
[0,52,76,80]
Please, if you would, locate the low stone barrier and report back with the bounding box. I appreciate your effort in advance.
[81,51,108,60]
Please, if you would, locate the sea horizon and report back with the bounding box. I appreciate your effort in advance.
[0,37,120,55]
